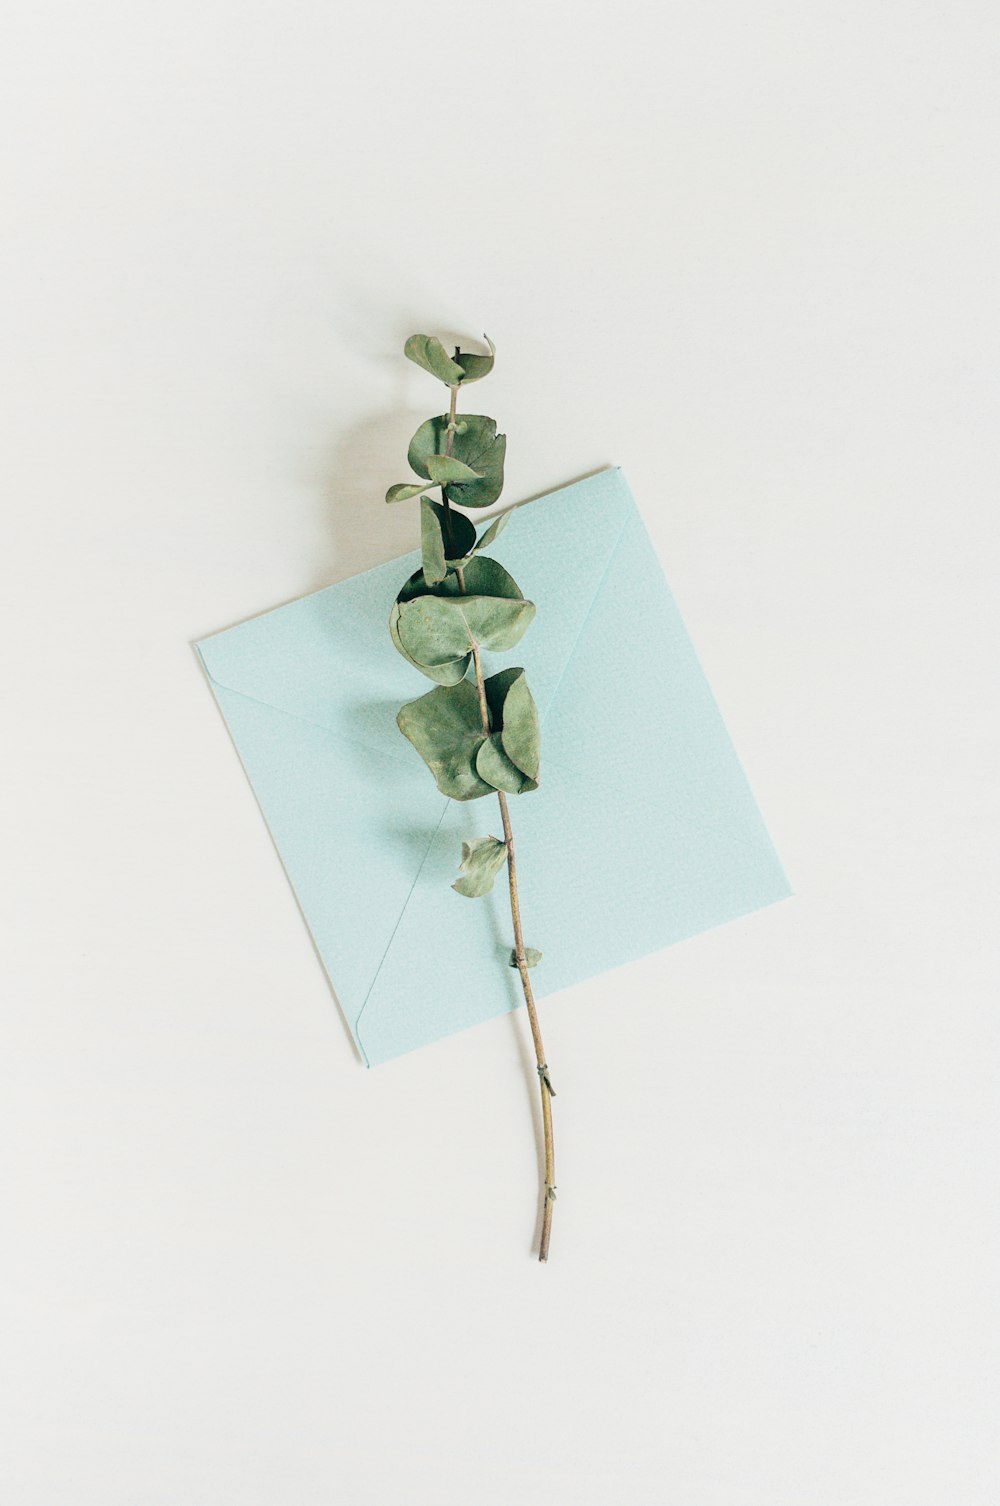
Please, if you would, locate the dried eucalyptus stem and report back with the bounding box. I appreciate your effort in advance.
[386,333,556,1261]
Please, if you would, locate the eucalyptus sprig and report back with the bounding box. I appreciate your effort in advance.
[386,333,557,1262]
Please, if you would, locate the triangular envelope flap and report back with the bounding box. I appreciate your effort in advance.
[196,468,632,748]
[485,469,633,722]
[197,550,422,757]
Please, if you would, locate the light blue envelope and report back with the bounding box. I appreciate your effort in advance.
[196,467,790,1067]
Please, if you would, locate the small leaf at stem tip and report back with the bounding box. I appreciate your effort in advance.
[452,835,508,898]
[424,454,484,485]
[386,482,431,504]
[404,334,464,386]
[454,334,496,385]
[509,947,543,968]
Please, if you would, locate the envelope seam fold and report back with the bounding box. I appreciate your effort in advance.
[198,664,415,765]
[353,798,451,1065]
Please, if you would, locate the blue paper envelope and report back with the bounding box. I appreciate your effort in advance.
[196,467,789,1066]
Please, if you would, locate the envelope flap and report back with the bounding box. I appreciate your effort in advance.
[197,551,421,756]
[484,469,633,723]
[197,471,632,749]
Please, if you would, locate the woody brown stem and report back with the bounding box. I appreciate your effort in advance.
[495,787,556,1261]
[444,356,556,1262]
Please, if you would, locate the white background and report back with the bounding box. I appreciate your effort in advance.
[2,3,998,1502]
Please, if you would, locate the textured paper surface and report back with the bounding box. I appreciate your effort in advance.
[196,468,790,1066]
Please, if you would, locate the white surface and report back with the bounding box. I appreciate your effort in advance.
[1,2,998,1502]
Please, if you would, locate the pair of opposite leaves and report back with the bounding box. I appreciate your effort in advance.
[397,663,540,805]
[389,513,540,804]
[389,546,524,688]
[386,413,506,513]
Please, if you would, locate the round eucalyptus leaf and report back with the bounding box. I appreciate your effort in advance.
[432,502,476,563]
[404,334,464,386]
[397,597,474,667]
[407,414,506,510]
[389,603,470,685]
[407,415,448,479]
[483,667,540,781]
[498,671,541,780]
[396,566,465,604]
[476,733,536,794]
[459,555,522,600]
[483,666,523,723]
[460,594,535,652]
[451,833,508,898]
[396,681,493,801]
[397,594,535,665]
[454,335,496,385]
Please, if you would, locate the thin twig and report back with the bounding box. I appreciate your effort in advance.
[443,354,556,1262]
[496,788,556,1261]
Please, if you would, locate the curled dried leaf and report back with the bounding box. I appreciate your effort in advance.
[404,334,464,386]
[452,834,508,898]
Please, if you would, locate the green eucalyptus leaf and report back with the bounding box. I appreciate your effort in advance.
[476,733,537,794]
[482,666,522,722]
[509,947,542,968]
[396,681,493,801]
[457,594,535,652]
[407,414,506,509]
[451,834,508,898]
[386,482,432,504]
[396,595,471,667]
[459,555,522,599]
[483,667,540,781]
[404,334,464,386]
[389,602,471,684]
[420,497,447,585]
[407,418,440,478]
[397,567,461,604]
[498,671,540,781]
[454,334,496,385]
[424,454,483,485]
[472,509,512,553]
[398,594,535,666]
[439,504,477,564]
